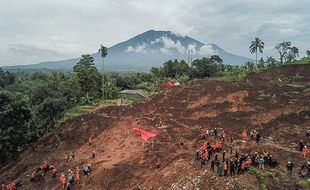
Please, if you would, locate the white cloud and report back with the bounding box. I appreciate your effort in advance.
[159,36,186,53]
[125,43,147,53]
[198,45,218,55]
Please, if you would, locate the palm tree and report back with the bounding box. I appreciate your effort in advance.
[98,44,108,71]
[249,37,264,67]
[98,44,108,96]
[307,50,310,58]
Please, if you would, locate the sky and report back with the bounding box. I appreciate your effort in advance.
[0,0,309,66]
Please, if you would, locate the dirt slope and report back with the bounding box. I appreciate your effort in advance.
[1,64,310,190]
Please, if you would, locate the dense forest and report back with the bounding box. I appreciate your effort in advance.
[0,43,309,165]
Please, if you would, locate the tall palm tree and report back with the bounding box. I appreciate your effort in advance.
[98,44,108,96]
[249,37,264,67]
[98,44,108,71]
[307,50,310,58]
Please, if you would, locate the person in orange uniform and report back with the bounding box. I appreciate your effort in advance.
[59,173,66,189]
[303,146,309,158]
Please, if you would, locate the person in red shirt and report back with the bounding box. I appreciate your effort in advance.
[242,130,247,142]
[52,167,58,178]
[156,158,161,169]
[31,171,36,182]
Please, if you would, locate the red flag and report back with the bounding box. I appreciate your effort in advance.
[133,128,156,140]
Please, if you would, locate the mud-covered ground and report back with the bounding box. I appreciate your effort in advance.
[1,64,310,190]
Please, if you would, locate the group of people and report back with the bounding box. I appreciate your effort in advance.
[28,160,92,190]
[200,128,261,144]
[1,182,16,190]
[195,128,277,177]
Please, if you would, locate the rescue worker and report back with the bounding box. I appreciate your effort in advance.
[52,167,58,178]
[88,137,93,146]
[211,160,215,172]
[224,161,228,176]
[299,140,305,153]
[31,171,36,182]
[250,129,254,141]
[259,156,265,170]
[157,158,161,169]
[214,128,218,138]
[6,182,16,190]
[83,163,92,178]
[287,161,294,175]
[242,130,247,142]
[42,161,49,175]
[92,150,96,159]
[256,133,261,143]
[201,129,206,140]
[222,151,226,162]
[59,173,66,189]
[229,160,235,176]
[75,170,80,184]
[303,146,309,158]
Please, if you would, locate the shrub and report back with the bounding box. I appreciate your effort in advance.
[297,179,310,189]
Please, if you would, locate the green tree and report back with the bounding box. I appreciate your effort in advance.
[210,55,223,65]
[0,69,16,88]
[307,50,310,58]
[98,44,108,95]
[73,54,102,98]
[257,57,265,69]
[191,57,219,78]
[275,41,291,64]
[265,56,278,68]
[249,37,264,66]
[285,46,299,63]
[245,61,256,72]
[0,91,31,164]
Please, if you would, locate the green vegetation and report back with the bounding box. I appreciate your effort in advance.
[264,171,276,179]
[297,179,310,189]
[248,167,266,190]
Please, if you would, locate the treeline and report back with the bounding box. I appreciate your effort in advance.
[0,52,309,165]
[0,54,118,164]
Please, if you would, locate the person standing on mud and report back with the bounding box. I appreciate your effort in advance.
[222,151,226,162]
[211,160,215,172]
[229,160,235,176]
[214,128,218,138]
[92,150,96,159]
[223,161,228,176]
[256,133,261,143]
[242,130,247,142]
[287,161,294,175]
[303,146,309,158]
[299,140,305,153]
[157,158,161,169]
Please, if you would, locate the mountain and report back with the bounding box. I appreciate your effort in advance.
[4,30,253,72]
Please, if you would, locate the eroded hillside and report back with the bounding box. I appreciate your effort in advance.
[1,65,310,190]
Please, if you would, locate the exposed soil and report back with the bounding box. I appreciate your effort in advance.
[1,64,310,190]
